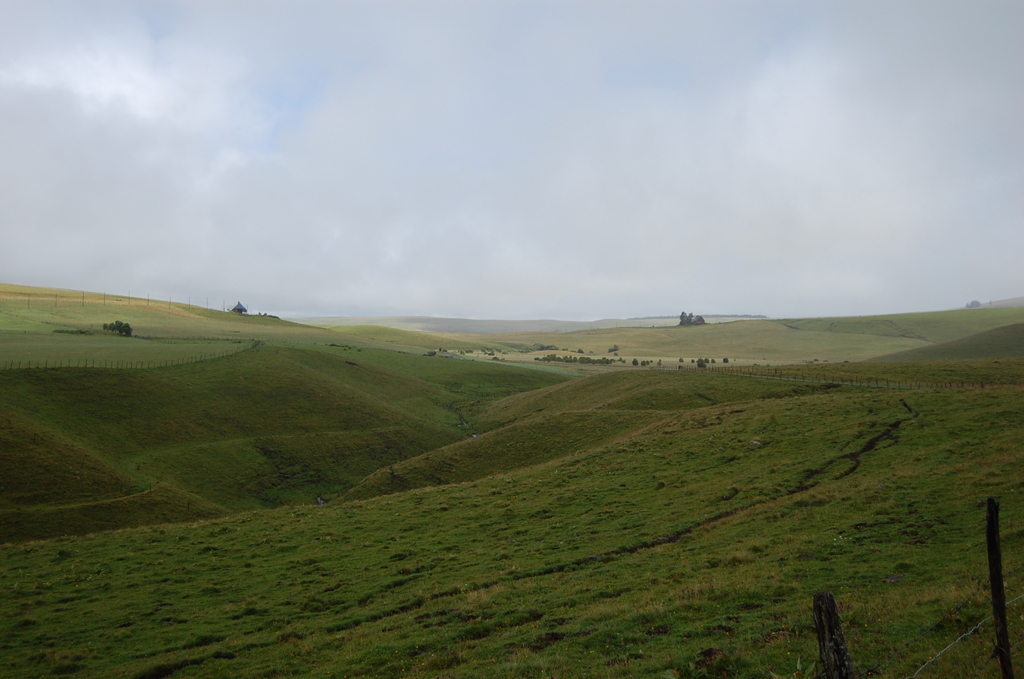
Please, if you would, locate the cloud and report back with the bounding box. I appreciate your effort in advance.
[0,2,1020,318]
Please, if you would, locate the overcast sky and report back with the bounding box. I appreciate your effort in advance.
[0,1,1021,319]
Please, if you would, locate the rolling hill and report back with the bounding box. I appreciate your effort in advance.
[873,322,1024,361]
[5,281,1024,678]
[2,367,1023,678]
[0,343,565,542]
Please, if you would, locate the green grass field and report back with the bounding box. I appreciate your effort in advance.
[3,370,1024,678]
[324,307,1024,367]
[776,308,1024,344]
[326,321,931,364]
[4,282,1024,679]
[874,323,1024,362]
[0,283,364,368]
[0,342,565,543]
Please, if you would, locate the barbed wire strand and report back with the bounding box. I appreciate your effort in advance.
[861,561,1024,677]
[900,592,1024,679]
[963,625,1024,679]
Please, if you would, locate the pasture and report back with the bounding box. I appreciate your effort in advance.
[2,370,1023,678]
[4,281,1024,678]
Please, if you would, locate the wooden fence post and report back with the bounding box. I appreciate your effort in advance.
[813,591,854,679]
[987,497,1015,679]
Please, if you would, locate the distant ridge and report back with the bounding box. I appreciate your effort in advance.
[975,296,1024,309]
[291,315,763,334]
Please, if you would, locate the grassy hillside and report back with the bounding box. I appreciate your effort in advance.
[317,308,1024,367]
[0,344,565,542]
[328,320,931,364]
[345,371,842,500]
[6,281,1024,678]
[872,322,1024,362]
[2,372,1023,678]
[0,282,365,367]
[776,308,1024,344]
[9,282,1024,367]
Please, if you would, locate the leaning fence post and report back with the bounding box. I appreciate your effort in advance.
[813,591,854,679]
[987,497,1015,679]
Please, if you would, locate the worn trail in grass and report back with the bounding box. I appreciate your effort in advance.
[3,370,1023,678]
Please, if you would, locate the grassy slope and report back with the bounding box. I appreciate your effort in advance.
[0,344,565,542]
[0,282,367,367]
[329,309,1024,364]
[329,320,930,364]
[319,325,512,354]
[2,374,1023,678]
[872,322,1024,361]
[776,308,1024,344]
[345,371,842,500]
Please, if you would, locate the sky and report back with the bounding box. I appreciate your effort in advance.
[0,1,1021,320]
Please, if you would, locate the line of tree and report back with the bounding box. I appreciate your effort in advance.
[536,354,620,365]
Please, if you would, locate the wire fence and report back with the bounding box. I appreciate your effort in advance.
[808,500,1023,679]
[662,362,1011,389]
[1,340,260,371]
[856,561,1024,678]
[0,289,224,312]
[896,591,1024,679]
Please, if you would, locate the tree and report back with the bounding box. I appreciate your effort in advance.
[678,312,695,326]
[696,358,705,368]
[632,358,639,366]
[103,320,132,337]
[722,358,729,363]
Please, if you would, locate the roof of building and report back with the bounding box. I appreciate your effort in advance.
[232,302,247,312]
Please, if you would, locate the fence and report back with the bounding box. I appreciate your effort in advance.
[812,498,1020,679]
[664,362,1006,390]
[0,289,220,312]
[1,340,260,371]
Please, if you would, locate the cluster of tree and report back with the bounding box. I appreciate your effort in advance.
[527,343,558,352]
[632,358,658,367]
[102,320,132,337]
[536,354,619,365]
[966,300,982,308]
[607,344,619,353]
[678,312,696,326]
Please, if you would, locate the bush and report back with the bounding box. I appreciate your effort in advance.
[102,320,132,337]
[632,358,639,366]
[722,357,729,363]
